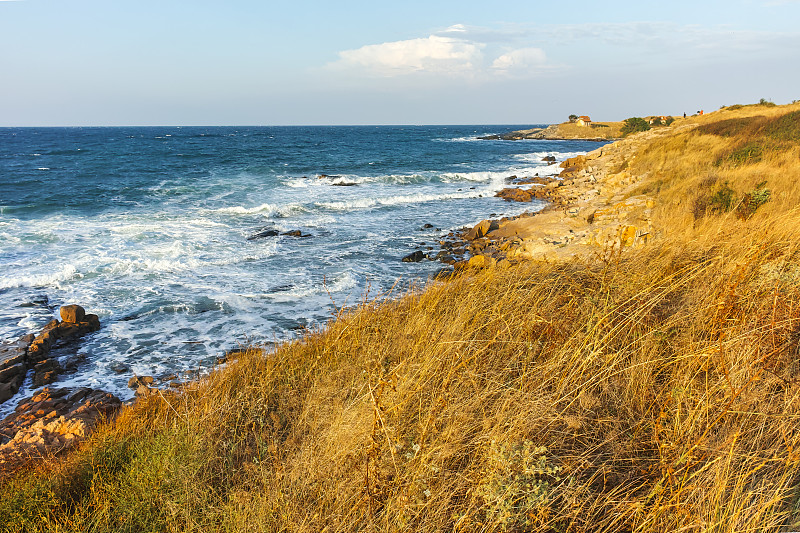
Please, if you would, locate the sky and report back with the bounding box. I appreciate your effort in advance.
[0,0,798,125]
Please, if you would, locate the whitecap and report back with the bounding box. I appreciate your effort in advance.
[0,263,78,289]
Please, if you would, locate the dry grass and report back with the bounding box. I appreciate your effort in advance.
[555,122,624,139]
[3,103,800,532]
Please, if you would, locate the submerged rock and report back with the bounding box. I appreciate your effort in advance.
[280,230,312,238]
[247,229,280,241]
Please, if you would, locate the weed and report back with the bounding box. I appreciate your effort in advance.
[736,181,771,219]
[3,104,800,533]
[477,441,563,531]
[724,142,765,166]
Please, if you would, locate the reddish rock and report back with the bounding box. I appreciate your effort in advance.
[60,305,86,324]
[465,219,499,240]
[0,387,121,478]
[496,188,533,202]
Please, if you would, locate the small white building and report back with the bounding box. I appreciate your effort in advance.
[577,116,592,126]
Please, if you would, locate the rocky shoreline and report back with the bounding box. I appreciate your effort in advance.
[405,124,696,275]
[479,122,622,142]
[0,305,124,478]
[0,125,684,479]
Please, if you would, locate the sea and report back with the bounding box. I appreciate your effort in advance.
[0,125,604,406]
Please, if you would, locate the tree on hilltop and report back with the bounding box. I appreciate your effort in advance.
[621,117,650,136]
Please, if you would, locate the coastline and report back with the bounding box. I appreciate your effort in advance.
[0,127,602,476]
[438,123,693,271]
[4,103,800,529]
[0,118,711,477]
[478,121,623,142]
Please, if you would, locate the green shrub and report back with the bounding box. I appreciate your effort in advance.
[737,181,771,219]
[709,182,738,212]
[694,180,738,219]
[665,116,675,126]
[726,142,764,166]
[762,110,800,142]
[621,117,650,136]
[477,441,563,531]
[759,98,777,107]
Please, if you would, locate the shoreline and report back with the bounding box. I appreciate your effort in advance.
[479,121,623,142]
[0,127,661,476]
[442,123,697,269]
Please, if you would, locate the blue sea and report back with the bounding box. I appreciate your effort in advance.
[0,125,603,403]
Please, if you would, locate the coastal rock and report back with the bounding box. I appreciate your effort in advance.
[468,255,496,269]
[0,308,102,406]
[496,188,534,202]
[465,220,499,240]
[0,387,121,478]
[60,304,85,324]
[128,375,154,389]
[542,156,557,162]
[281,230,311,238]
[402,250,426,263]
[247,229,280,241]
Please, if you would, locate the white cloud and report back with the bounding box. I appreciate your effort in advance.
[491,47,547,73]
[331,35,484,76]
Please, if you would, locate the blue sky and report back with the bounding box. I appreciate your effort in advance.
[1,0,798,125]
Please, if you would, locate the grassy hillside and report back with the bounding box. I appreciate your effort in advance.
[551,121,623,139]
[2,103,800,533]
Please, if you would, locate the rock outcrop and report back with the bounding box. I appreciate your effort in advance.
[0,305,101,405]
[0,386,121,477]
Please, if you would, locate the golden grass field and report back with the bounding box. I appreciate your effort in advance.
[552,121,624,139]
[2,101,800,532]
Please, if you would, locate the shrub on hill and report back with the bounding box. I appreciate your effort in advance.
[620,117,650,136]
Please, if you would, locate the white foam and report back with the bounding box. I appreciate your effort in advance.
[0,263,78,290]
[432,136,482,143]
[315,190,484,211]
[213,202,306,217]
[512,150,586,164]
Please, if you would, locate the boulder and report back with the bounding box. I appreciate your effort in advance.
[0,363,26,383]
[542,156,557,162]
[60,305,86,324]
[465,220,499,240]
[0,383,17,404]
[468,255,496,269]
[402,250,426,263]
[128,376,154,389]
[247,229,280,241]
[495,188,533,202]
